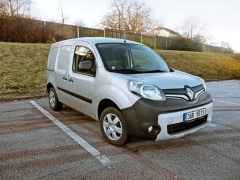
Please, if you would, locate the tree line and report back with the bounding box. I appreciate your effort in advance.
[0,0,232,53]
[0,0,75,42]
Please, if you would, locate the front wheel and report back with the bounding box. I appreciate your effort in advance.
[49,87,62,111]
[100,107,128,146]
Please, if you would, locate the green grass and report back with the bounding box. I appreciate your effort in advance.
[0,42,50,99]
[0,42,240,99]
[157,50,240,80]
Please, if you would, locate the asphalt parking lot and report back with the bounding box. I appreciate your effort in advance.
[0,80,240,180]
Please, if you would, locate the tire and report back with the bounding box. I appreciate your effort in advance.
[100,107,128,146]
[48,87,62,111]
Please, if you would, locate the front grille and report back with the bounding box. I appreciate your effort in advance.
[167,115,208,134]
[163,84,205,101]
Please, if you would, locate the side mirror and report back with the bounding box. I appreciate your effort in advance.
[79,60,92,70]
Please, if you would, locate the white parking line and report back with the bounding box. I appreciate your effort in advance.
[213,99,240,106]
[30,100,111,165]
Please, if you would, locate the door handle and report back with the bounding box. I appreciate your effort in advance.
[62,76,67,80]
[68,78,74,82]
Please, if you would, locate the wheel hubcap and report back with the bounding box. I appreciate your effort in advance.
[103,113,122,141]
[109,124,114,132]
[49,91,55,107]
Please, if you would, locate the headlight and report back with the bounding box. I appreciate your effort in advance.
[128,81,166,101]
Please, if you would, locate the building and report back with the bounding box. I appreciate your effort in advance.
[150,27,181,37]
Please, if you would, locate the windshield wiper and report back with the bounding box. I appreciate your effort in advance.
[111,69,144,74]
[168,66,175,72]
[144,70,165,73]
[110,69,167,74]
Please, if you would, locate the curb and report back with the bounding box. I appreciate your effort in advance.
[0,95,48,102]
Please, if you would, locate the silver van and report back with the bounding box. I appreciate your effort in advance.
[47,37,213,146]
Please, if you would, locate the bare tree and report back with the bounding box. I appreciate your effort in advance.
[0,0,34,17]
[178,15,207,43]
[101,0,161,34]
[73,18,86,27]
[0,1,6,17]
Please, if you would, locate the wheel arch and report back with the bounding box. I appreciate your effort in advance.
[95,84,138,120]
[47,83,54,93]
[98,99,120,120]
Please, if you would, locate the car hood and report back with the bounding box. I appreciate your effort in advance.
[125,70,202,89]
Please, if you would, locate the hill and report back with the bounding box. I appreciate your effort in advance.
[0,42,240,99]
[157,50,240,80]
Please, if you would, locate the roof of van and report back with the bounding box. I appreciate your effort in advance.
[54,37,142,46]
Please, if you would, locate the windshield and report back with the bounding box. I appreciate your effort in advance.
[96,43,170,74]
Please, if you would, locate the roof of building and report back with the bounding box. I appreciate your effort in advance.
[153,27,181,36]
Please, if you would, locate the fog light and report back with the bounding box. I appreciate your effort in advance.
[148,126,153,133]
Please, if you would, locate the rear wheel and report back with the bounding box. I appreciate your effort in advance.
[49,87,62,111]
[100,107,128,146]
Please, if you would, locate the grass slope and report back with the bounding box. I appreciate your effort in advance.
[0,42,50,99]
[157,50,240,80]
[0,42,240,99]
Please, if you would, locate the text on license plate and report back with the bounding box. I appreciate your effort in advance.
[183,109,206,122]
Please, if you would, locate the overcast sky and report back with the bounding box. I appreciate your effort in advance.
[35,0,240,52]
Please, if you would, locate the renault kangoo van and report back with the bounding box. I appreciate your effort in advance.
[47,37,213,146]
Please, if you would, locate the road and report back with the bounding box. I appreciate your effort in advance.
[0,80,240,180]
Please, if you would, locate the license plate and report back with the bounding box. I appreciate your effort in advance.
[183,109,206,122]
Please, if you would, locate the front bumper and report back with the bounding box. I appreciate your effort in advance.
[121,91,212,140]
[156,102,212,141]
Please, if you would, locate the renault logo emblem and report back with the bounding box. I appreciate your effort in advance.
[186,88,194,100]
